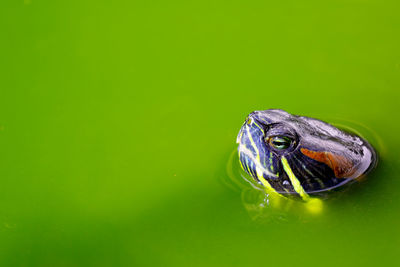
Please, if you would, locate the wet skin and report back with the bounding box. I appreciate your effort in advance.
[237,109,377,201]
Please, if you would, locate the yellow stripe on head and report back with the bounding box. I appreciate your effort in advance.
[281,156,310,201]
[246,126,260,162]
[255,166,276,193]
[252,121,265,133]
[255,166,286,201]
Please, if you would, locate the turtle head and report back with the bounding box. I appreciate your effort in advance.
[237,109,377,195]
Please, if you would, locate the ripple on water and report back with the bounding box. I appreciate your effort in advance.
[222,118,383,222]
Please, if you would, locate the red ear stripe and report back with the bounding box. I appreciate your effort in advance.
[300,148,355,178]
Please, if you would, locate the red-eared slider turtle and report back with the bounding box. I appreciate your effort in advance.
[236,109,377,210]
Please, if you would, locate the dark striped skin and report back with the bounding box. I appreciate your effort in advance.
[284,152,346,193]
[237,109,377,200]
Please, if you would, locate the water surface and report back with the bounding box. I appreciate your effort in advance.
[1,0,400,266]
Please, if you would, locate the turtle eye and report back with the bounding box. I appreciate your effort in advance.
[268,136,293,150]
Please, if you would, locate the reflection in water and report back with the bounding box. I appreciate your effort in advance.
[225,149,322,221]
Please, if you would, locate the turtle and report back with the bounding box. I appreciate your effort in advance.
[236,109,377,210]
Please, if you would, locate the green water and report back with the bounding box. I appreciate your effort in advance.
[1,0,400,266]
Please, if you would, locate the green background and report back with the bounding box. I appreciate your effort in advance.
[1,0,400,266]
